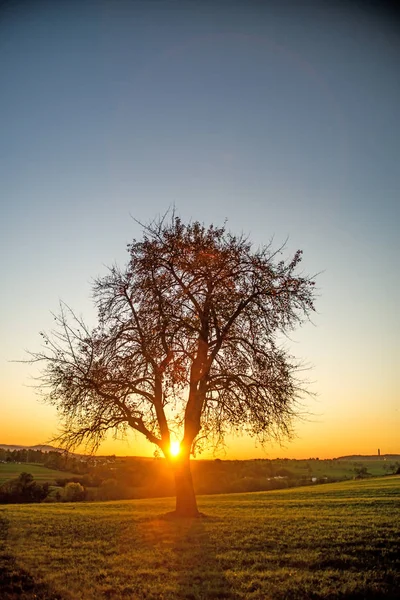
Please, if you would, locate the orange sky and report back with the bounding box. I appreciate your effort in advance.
[1,2,399,461]
[1,373,398,459]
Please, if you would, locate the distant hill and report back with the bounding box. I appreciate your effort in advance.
[1,445,399,461]
[335,454,400,460]
[0,444,63,453]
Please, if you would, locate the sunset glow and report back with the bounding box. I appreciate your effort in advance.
[170,441,181,458]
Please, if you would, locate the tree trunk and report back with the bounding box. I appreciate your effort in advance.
[172,454,200,517]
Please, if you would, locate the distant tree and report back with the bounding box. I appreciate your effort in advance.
[29,215,316,517]
[354,465,369,479]
[63,481,85,502]
[387,462,400,475]
[0,472,49,504]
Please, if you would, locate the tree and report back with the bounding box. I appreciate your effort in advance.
[29,215,316,517]
[354,465,369,479]
[62,481,86,502]
[0,473,49,504]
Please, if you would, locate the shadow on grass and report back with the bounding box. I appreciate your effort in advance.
[0,513,63,600]
[173,518,240,600]
[140,512,239,599]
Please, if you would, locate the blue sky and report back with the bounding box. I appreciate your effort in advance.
[0,0,398,457]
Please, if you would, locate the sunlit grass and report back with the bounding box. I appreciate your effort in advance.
[1,476,399,599]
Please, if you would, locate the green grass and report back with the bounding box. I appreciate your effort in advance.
[1,476,399,599]
[0,463,78,485]
[253,458,396,480]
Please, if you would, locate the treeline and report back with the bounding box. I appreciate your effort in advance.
[3,456,397,505]
[47,458,339,502]
[0,448,91,474]
[0,472,50,504]
[0,457,318,504]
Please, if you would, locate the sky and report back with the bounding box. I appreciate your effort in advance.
[0,0,399,460]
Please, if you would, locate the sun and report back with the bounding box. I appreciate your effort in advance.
[170,440,181,458]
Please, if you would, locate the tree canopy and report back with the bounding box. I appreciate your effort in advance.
[31,215,316,516]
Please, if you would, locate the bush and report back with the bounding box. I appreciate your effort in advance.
[62,482,86,502]
[98,479,126,500]
[43,487,63,502]
[0,473,50,504]
[354,466,370,479]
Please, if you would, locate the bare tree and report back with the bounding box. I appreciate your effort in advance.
[29,216,316,517]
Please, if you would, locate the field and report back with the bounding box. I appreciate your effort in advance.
[264,457,397,478]
[0,463,78,485]
[1,476,399,599]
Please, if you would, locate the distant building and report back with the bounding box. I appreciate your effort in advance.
[378,448,381,456]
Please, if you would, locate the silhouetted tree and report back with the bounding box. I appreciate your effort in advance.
[29,215,316,516]
[354,465,370,478]
[0,472,49,504]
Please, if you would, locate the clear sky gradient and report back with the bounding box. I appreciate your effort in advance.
[1,0,399,459]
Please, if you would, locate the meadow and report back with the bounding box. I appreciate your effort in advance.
[0,463,79,485]
[1,476,399,599]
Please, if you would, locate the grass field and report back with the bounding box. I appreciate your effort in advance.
[1,476,399,599]
[0,463,78,485]
[268,458,397,479]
